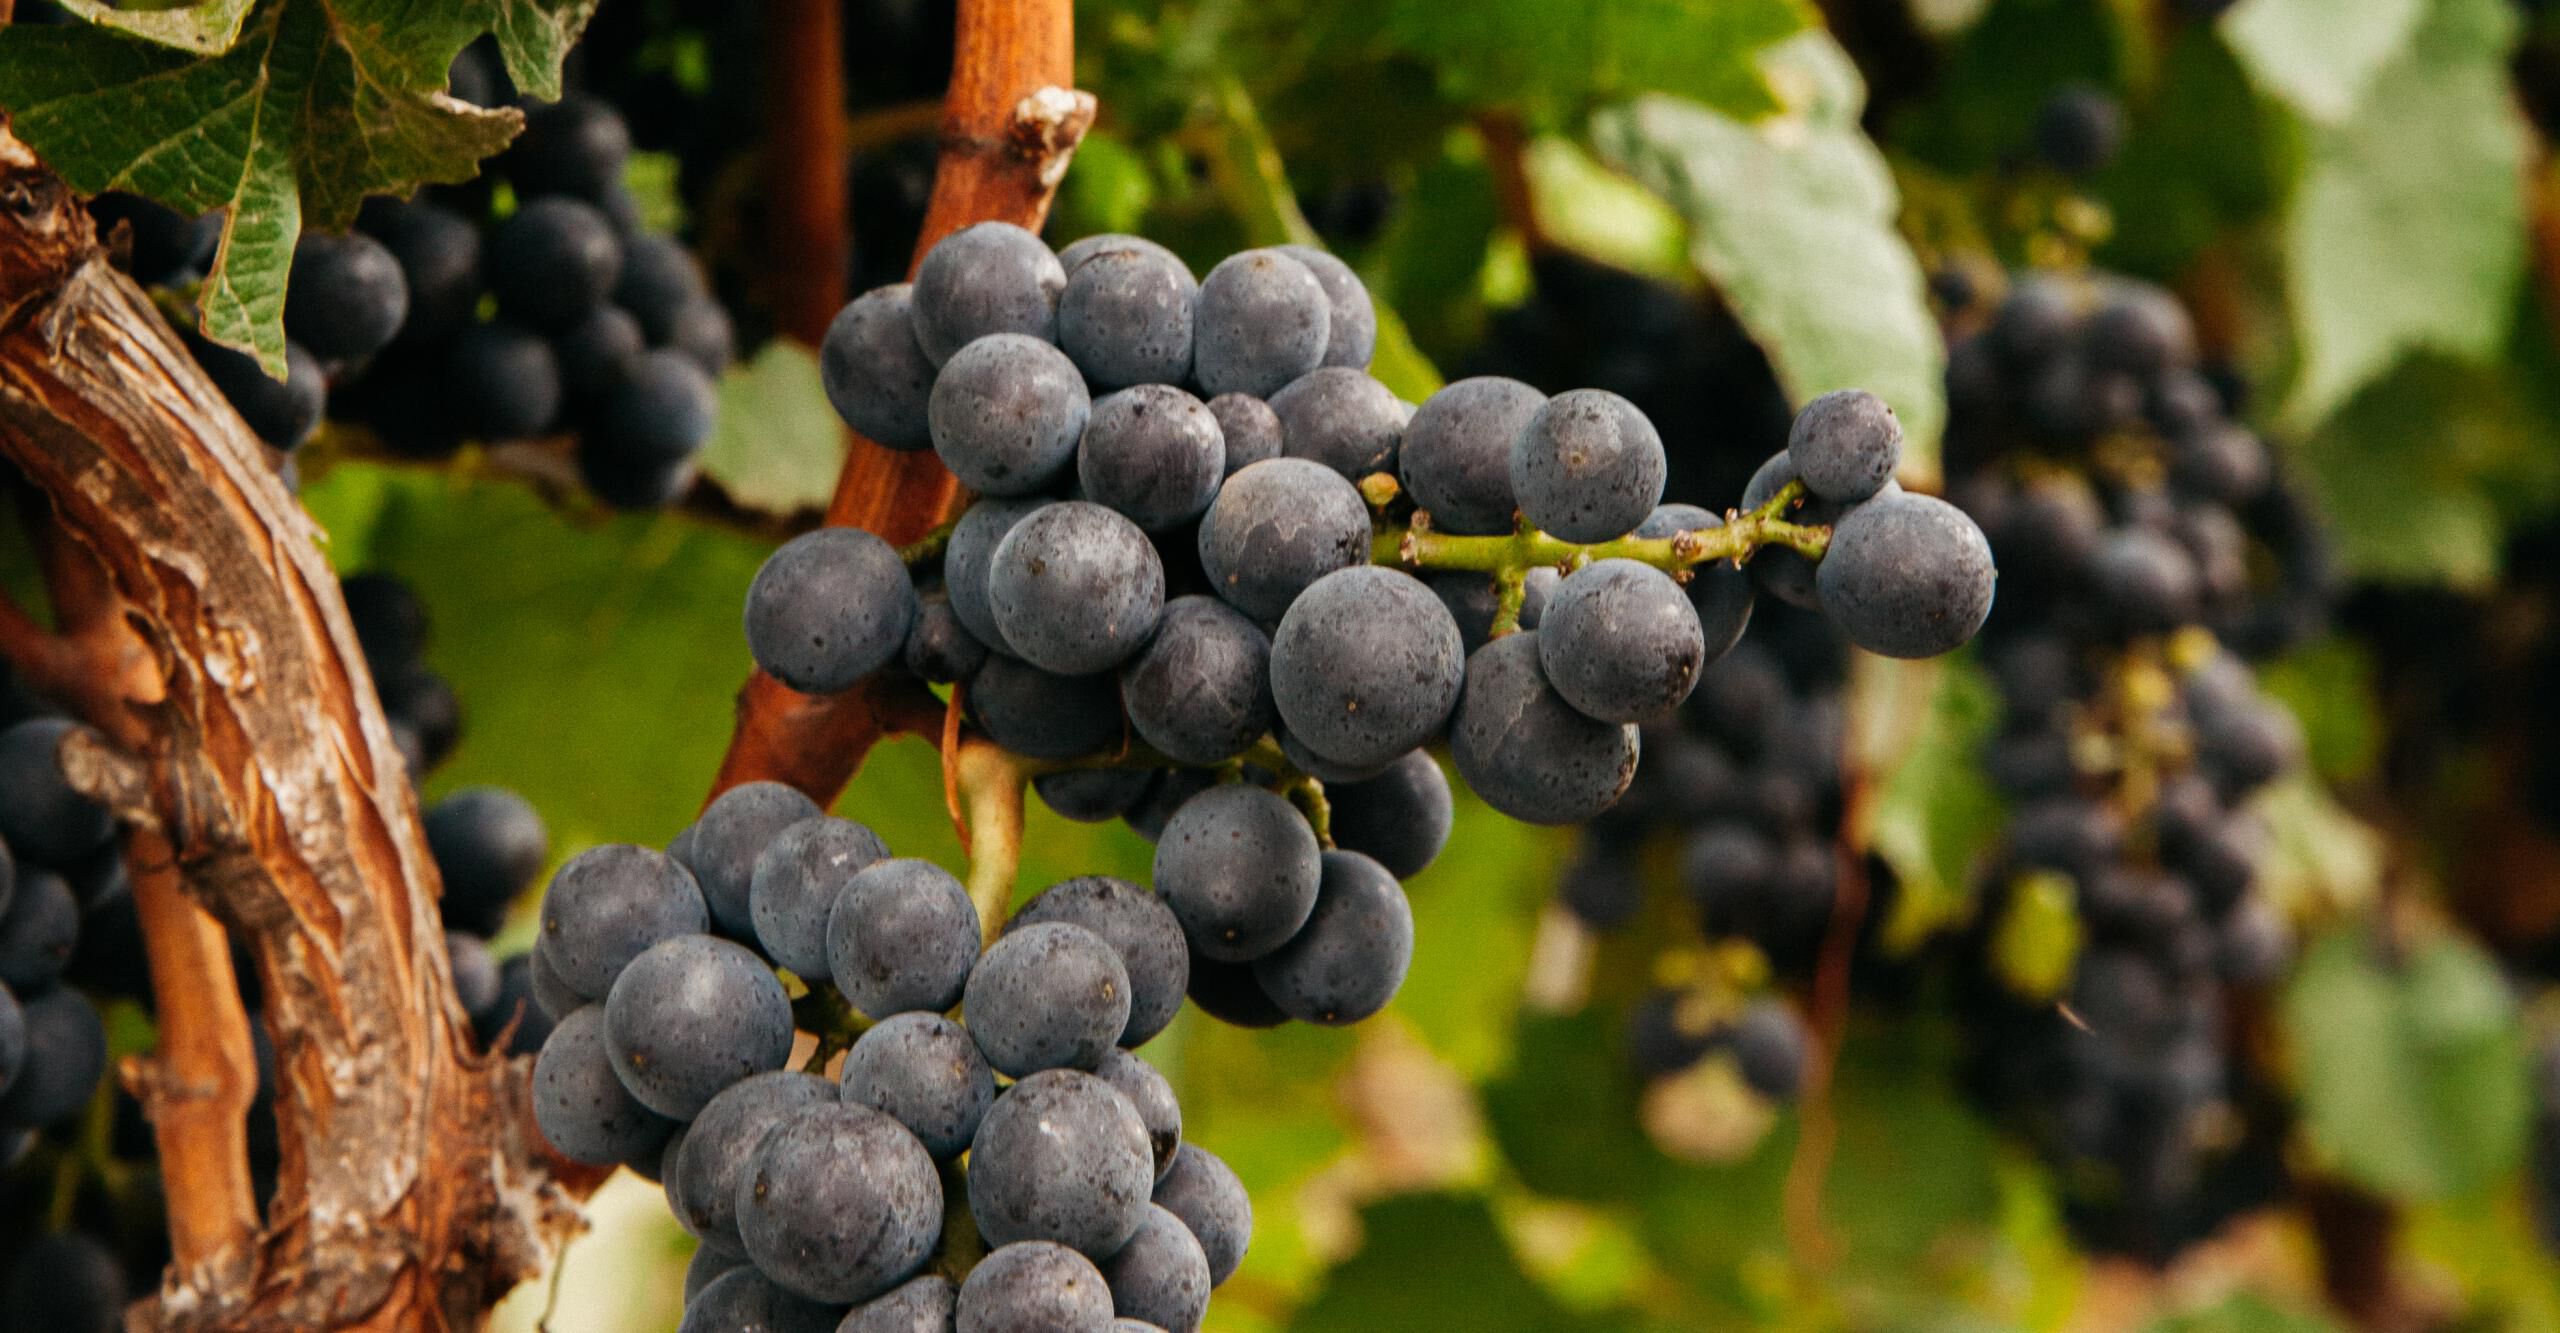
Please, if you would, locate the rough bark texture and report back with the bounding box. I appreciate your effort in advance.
[0,127,590,1332]
[708,0,1089,807]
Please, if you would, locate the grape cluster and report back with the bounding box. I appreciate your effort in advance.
[527,793,1255,1333]
[97,43,733,509]
[1938,269,2328,1259]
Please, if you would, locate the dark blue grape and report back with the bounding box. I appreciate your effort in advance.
[745,528,920,694]
[427,787,550,936]
[736,1102,943,1304]
[445,321,562,441]
[1729,998,1809,1100]
[1194,458,1370,622]
[1270,367,1405,479]
[604,934,795,1118]
[188,332,325,450]
[904,589,990,684]
[2034,84,2122,176]
[373,200,482,346]
[447,929,501,1020]
[532,1005,679,1167]
[930,334,1091,496]
[1101,1204,1211,1333]
[580,349,718,508]
[666,1069,837,1249]
[823,285,937,450]
[1205,394,1282,476]
[1059,233,1182,274]
[1118,596,1275,766]
[1152,785,1320,962]
[480,954,556,1055]
[0,868,75,990]
[1509,389,1664,542]
[1277,245,1377,370]
[1427,567,1557,654]
[968,656,1125,760]
[1323,750,1452,879]
[0,1231,128,1333]
[1787,389,1903,504]
[1034,768,1157,823]
[748,816,890,980]
[488,198,623,330]
[1250,850,1410,1026]
[1079,385,1225,532]
[1536,559,1706,723]
[1008,876,1191,1048]
[1400,377,1544,534]
[827,858,981,1019]
[1268,566,1463,769]
[1737,449,1843,610]
[503,94,633,202]
[841,1011,995,1160]
[0,720,113,867]
[964,922,1132,1077]
[681,1245,745,1305]
[1094,1048,1182,1179]
[530,940,584,1021]
[556,304,647,401]
[967,1069,1155,1257]
[911,222,1066,363]
[286,231,410,361]
[955,1241,1114,1333]
[691,781,825,938]
[538,843,707,999]
[1151,1144,1251,1285]
[1635,503,1754,660]
[617,233,710,343]
[840,1275,957,1333]
[945,498,1046,653]
[1815,492,1997,659]
[676,1265,842,1333]
[1448,631,1639,824]
[1192,250,1329,398]
[988,501,1166,675]
[1058,245,1197,389]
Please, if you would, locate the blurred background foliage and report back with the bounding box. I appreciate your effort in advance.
[233,0,2560,1327]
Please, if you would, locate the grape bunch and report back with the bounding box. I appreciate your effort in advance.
[528,792,1254,1333]
[1937,268,2329,1259]
[96,42,733,510]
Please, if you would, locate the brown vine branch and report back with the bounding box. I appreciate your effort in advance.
[0,124,587,1330]
[707,0,1088,809]
[1476,110,1549,255]
[766,0,850,346]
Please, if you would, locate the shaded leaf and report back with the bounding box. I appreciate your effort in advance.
[2145,1292,2349,1333]
[2218,0,2425,123]
[2096,25,2284,281]
[2283,928,2531,1200]
[1380,0,1811,119]
[697,342,846,517]
[1867,654,2005,947]
[1289,1193,1629,1333]
[1595,35,1947,466]
[55,0,260,55]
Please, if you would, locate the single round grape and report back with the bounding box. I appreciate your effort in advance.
[1400,377,1545,534]
[945,498,1046,653]
[1634,503,1754,660]
[2091,527,2199,635]
[1122,769,1215,844]
[1324,751,1452,878]
[0,1232,129,1333]
[967,1069,1156,1258]
[1192,249,1330,398]
[1786,390,1903,503]
[2197,698,2304,797]
[745,528,920,695]
[690,781,824,938]
[1059,233,1183,274]
[188,331,325,449]
[1194,458,1370,622]
[1094,1048,1183,1179]
[1034,768,1157,823]
[748,816,890,980]
[1272,728,1386,784]
[1151,1145,1251,1286]
[1205,393,1282,476]
[989,500,1167,675]
[341,569,429,670]
[0,720,111,869]
[285,231,410,360]
[930,334,1092,496]
[531,1005,679,1167]
[529,940,584,1021]
[1153,784,1320,962]
[841,1012,995,1160]
[580,349,719,507]
[1249,850,1411,1026]
[2170,421,2269,504]
[504,94,633,202]
[826,857,980,1019]
[2088,281,2195,377]
[1814,492,1997,659]
[1449,631,1640,824]
[0,986,101,1128]
[1184,956,1285,1029]
[911,221,1066,363]
[1008,876,1192,1048]
[1730,998,1810,1101]
[1277,245,1377,370]
[604,934,795,1118]
[1058,245,1198,389]
[1509,389,1665,542]
[487,198,623,330]
[1118,596,1275,766]
[1536,559,1707,723]
[904,588,990,683]
[1269,367,1405,479]
[1268,566,1464,769]
[956,1241,1115,1333]
[555,304,647,401]
[822,284,938,450]
[840,1275,957,1333]
[668,296,738,378]
[2033,84,2123,176]
[616,233,710,343]
[537,843,707,1000]
[968,657,1125,760]
[1079,385,1225,532]
[372,200,481,346]
[665,1069,837,1248]
[444,321,563,441]
[965,921,1132,1078]
[736,1102,943,1304]
[680,1245,745,1306]
[446,929,501,1020]
[677,1267,842,1333]
[480,955,556,1055]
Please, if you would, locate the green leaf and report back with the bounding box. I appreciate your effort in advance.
[1593,35,1948,467]
[2293,355,2553,587]
[0,0,594,373]
[2145,1292,2349,1333]
[1380,0,1812,119]
[2218,0,2425,123]
[1868,655,2004,948]
[55,0,260,55]
[1482,1011,1668,1203]
[1289,1193,1629,1333]
[2280,0,2527,425]
[2095,25,2284,281]
[2283,928,2532,1201]
[696,342,846,517]
[2255,638,2382,785]
[1885,0,2129,175]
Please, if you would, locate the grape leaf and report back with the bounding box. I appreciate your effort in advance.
[1866,655,2004,948]
[1290,1193,1629,1333]
[1379,0,1813,119]
[695,343,846,518]
[1593,34,1948,468]
[54,0,260,55]
[0,0,597,375]
[2217,0,2425,123]
[2283,928,2531,1201]
[2280,0,2527,425]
